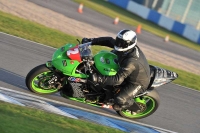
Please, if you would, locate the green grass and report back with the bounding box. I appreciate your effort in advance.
[0,101,124,133]
[74,0,200,52]
[0,10,199,91]
[0,11,80,48]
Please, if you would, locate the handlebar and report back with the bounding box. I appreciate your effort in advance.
[82,42,92,46]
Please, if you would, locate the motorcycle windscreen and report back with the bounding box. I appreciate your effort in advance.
[151,66,178,88]
[66,46,82,62]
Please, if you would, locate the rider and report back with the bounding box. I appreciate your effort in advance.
[82,29,150,111]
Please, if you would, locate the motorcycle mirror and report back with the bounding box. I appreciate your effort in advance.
[76,39,81,44]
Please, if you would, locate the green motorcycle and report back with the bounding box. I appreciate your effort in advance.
[26,42,178,119]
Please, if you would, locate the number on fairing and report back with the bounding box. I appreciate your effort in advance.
[67,48,79,56]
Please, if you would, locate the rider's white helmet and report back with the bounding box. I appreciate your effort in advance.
[114,29,137,52]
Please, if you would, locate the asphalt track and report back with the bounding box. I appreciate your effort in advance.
[0,33,200,133]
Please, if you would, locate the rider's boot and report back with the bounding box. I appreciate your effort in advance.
[112,84,143,111]
[112,98,134,111]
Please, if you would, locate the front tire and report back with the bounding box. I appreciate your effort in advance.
[26,64,60,94]
[116,89,160,119]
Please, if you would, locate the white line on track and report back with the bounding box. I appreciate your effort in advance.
[0,86,177,133]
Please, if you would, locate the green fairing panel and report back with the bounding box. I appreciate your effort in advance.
[50,43,87,78]
[94,50,119,76]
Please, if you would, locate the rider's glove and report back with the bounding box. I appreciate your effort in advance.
[88,73,106,85]
[82,38,99,45]
[81,38,93,44]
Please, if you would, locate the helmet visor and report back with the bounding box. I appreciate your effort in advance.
[115,38,128,48]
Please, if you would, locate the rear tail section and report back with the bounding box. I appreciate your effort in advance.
[149,65,178,88]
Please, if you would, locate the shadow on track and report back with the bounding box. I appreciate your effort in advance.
[0,68,124,116]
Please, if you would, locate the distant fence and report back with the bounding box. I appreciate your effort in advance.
[107,0,200,45]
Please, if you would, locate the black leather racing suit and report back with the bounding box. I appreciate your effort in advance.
[91,37,151,105]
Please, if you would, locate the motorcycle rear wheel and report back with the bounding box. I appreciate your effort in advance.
[116,89,160,119]
[26,64,60,94]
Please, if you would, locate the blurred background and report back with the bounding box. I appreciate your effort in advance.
[132,0,200,30]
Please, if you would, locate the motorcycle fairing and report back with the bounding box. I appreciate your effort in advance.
[94,50,119,76]
[66,46,82,62]
[49,43,87,78]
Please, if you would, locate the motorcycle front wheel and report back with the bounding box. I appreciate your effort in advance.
[116,89,160,119]
[26,64,61,94]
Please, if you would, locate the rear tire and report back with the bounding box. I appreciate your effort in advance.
[116,89,160,119]
[26,64,60,94]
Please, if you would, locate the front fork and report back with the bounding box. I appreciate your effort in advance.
[46,61,66,89]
